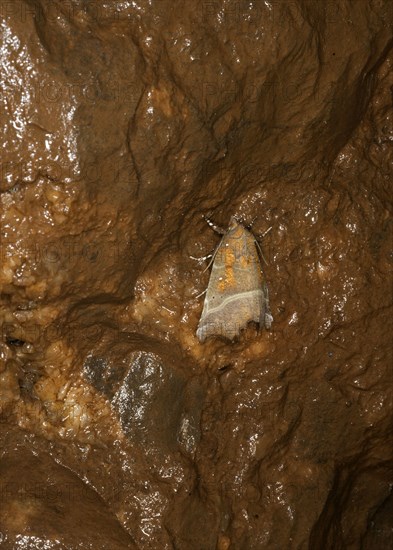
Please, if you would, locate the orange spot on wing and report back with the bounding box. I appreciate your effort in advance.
[225,247,236,267]
[240,255,248,268]
[217,245,237,291]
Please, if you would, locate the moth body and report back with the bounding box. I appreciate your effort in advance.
[197,217,273,343]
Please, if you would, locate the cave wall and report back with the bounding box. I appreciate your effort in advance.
[1,1,392,549]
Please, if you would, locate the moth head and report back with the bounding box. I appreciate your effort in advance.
[228,216,241,230]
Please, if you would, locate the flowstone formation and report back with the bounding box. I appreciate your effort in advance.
[1,1,392,548]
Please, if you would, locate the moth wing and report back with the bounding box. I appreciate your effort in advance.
[197,228,269,342]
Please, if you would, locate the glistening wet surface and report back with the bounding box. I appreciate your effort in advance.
[1,1,392,548]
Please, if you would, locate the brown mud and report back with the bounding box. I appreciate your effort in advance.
[1,1,392,548]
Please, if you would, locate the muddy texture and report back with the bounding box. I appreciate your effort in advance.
[1,1,393,549]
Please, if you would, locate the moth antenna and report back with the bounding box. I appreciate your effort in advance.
[203,215,226,235]
[254,226,272,265]
[254,238,268,266]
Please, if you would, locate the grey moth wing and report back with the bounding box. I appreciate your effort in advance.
[197,218,273,342]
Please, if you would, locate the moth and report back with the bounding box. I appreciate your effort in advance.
[196,216,273,343]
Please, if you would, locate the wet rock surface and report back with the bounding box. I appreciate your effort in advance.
[0,427,137,549]
[1,1,392,548]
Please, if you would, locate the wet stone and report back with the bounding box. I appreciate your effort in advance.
[84,349,203,456]
[0,0,392,547]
